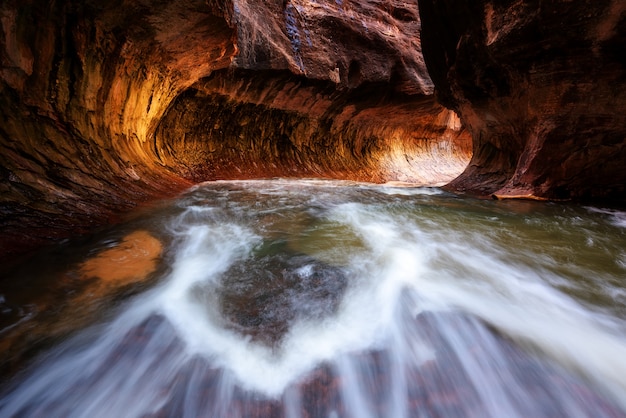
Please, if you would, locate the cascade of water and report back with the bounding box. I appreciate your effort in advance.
[1,180,625,417]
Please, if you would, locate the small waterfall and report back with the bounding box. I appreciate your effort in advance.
[1,180,625,417]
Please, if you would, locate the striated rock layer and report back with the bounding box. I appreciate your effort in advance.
[418,0,626,200]
[226,0,433,94]
[0,0,471,260]
[0,0,236,258]
[156,69,470,184]
[5,0,625,260]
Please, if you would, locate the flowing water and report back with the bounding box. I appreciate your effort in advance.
[1,179,626,417]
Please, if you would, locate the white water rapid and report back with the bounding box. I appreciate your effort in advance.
[1,180,625,417]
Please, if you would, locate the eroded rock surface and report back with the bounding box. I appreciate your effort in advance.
[0,0,470,260]
[418,0,626,199]
[228,0,433,94]
[216,250,348,347]
[3,0,625,261]
[156,69,470,184]
[0,0,236,258]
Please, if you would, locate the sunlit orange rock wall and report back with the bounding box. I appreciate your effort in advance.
[0,0,470,260]
[418,0,626,199]
[155,69,470,184]
[0,0,236,257]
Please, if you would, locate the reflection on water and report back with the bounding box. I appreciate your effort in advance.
[79,230,162,286]
[1,179,625,417]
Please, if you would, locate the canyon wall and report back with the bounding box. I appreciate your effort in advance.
[2,0,625,260]
[418,0,626,199]
[0,0,236,257]
[155,69,468,184]
[0,0,470,260]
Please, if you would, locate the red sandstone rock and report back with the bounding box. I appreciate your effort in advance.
[155,69,470,184]
[0,0,235,258]
[227,0,433,94]
[4,0,625,261]
[418,0,626,200]
[0,0,467,260]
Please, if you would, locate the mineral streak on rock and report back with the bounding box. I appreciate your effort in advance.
[418,0,626,200]
[229,0,434,94]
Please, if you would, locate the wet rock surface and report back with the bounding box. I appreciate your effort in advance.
[216,246,348,347]
[0,230,165,378]
[1,181,626,416]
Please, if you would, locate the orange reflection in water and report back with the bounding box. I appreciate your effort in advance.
[79,230,162,286]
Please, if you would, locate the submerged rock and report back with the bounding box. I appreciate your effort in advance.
[79,230,163,287]
[0,230,164,378]
[214,245,348,347]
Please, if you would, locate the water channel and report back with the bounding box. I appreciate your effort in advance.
[1,179,625,417]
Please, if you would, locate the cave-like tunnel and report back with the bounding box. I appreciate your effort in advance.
[2,0,624,260]
[0,0,475,259]
[1,1,626,416]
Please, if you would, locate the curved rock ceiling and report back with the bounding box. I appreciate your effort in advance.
[1,0,625,259]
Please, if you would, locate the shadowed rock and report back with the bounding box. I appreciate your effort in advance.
[418,0,626,200]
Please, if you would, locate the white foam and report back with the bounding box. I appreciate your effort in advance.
[150,189,626,405]
[586,206,626,228]
[3,180,626,416]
